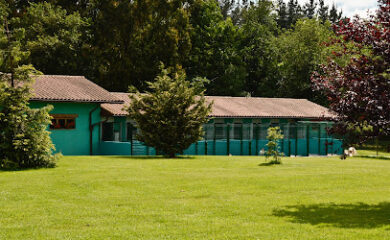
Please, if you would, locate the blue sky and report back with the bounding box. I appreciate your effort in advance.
[290,0,379,18]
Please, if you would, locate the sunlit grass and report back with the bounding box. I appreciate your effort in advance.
[1,152,390,239]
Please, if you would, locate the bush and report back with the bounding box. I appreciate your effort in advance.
[0,69,59,169]
[265,127,284,164]
[126,66,212,158]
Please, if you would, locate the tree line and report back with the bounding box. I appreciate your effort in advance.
[1,0,343,104]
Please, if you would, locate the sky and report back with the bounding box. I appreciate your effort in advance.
[287,0,379,18]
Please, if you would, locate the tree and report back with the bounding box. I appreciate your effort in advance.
[329,4,342,24]
[287,0,302,27]
[276,0,289,29]
[276,19,334,103]
[218,0,250,25]
[312,0,390,146]
[86,0,192,92]
[265,127,284,164]
[240,0,279,97]
[0,5,58,169]
[185,0,246,96]
[18,2,88,76]
[126,66,212,158]
[0,70,58,169]
[317,0,329,23]
[303,0,317,19]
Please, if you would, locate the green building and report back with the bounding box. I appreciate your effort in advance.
[26,75,342,156]
[99,94,343,156]
[28,75,122,155]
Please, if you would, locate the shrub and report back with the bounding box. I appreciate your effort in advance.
[0,68,59,169]
[265,127,284,164]
[126,66,212,158]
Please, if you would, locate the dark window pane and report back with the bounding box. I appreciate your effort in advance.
[50,119,57,129]
[233,124,242,139]
[66,119,75,129]
[127,123,138,141]
[215,124,226,139]
[58,119,66,128]
[102,123,114,141]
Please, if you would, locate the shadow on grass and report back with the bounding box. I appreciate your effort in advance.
[273,202,390,229]
[258,161,282,166]
[258,162,277,166]
[356,155,390,161]
[108,155,197,160]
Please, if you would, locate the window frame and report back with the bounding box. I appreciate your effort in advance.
[50,114,78,130]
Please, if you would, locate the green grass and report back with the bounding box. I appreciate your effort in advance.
[1,153,390,239]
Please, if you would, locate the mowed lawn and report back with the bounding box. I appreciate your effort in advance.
[1,154,390,239]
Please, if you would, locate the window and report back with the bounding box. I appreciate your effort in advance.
[233,123,242,139]
[50,114,77,130]
[203,124,213,140]
[254,124,268,140]
[270,119,279,127]
[127,123,138,141]
[102,122,114,141]
[215,123,226,139]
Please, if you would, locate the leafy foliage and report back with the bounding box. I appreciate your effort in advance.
[89,0,192,91]
[312,0,390,145]
[1,0,345,99]
[0,68,59,169]
[276,0,342,29]
[18,2,88,76]
[0,6,59,169]
[276,19,334,103]
[265,126,284,164]
[186,0,246,96]
[240,0,279,97]
[126,66,212,158]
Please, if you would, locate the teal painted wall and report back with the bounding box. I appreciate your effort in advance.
[107,116,343,156]
[29,102,101,155]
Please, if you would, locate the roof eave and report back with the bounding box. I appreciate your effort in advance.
[30,99,124,104]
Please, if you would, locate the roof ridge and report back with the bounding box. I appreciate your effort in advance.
[205,96,308,100]
[37,74,86,78]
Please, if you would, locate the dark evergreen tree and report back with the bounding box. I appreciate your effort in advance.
[286,0,302,27]
[185,0,246,96]
[329,4,343,24]
[241,0,279,97]
[318,0,329,23]
[276,0,289,29]
[126,66,212,158]
[303,0,317,19]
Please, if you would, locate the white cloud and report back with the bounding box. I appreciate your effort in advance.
[283,0,379,18]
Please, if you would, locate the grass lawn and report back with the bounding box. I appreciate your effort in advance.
[1,153,390,239]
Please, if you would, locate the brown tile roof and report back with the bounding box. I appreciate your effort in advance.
[29,75,122,103]
[101,93,335,119]
[206,96,335,119]
[101,92,131,116]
